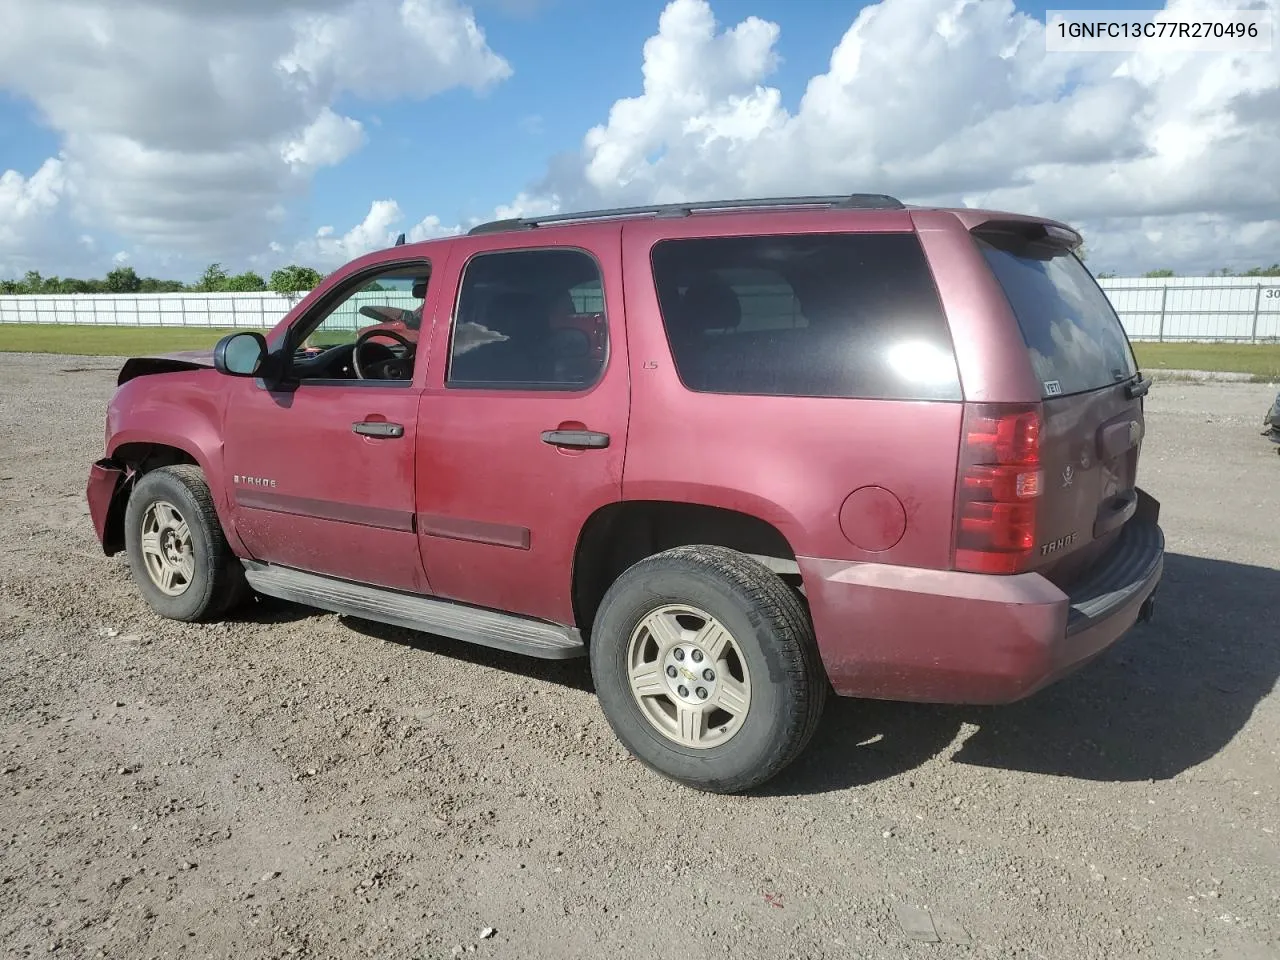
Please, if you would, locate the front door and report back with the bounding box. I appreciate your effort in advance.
[223,256,440,594]
[414,226,630,625]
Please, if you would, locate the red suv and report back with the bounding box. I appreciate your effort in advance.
[86,194,1164,793]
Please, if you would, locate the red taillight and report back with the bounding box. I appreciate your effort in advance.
[965,410,1041,464]
[954,404,1043,575]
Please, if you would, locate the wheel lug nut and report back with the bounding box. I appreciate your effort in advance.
[677,685,689,698]
[696,687,708,700]
[691,649,703,663]
[702,669,714,681]
[673,648,685,661]
[666,665,677,678]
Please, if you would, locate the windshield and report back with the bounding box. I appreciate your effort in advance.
[979,241,1137,397]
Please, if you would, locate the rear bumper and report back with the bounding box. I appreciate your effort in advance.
[801,489,1165,705]
[86,458,127,555]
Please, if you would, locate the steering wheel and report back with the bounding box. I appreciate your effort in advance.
[353,328,415,380]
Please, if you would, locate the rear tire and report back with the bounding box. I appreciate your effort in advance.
[590,545,827,793]
[123,465,248,622]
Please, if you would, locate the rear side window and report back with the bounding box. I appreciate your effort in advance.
[979,241,1136,397]
[650,234,961,401]
[446,248,608,391]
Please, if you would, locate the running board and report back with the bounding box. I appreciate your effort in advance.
[241,561,586,660]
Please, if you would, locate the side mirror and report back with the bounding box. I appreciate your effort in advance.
[213,331,268,377]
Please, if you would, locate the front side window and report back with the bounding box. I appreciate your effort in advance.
[650,233,961,401]
[304,273,425,348]
[290,262,429,383]
[446,248,608,391]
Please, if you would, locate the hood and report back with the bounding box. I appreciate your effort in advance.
[156,348,217,365]
[117,348,217,386]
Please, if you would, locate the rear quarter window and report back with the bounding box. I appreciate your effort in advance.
[978,241,1137,397]
[649,233,962,401]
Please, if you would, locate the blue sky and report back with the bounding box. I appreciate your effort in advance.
[248,0,977,242]
[0,91,58,180]
[0,0,1274,278]
[267,0,1171,242]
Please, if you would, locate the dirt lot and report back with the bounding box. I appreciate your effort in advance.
[1,353,1276,960]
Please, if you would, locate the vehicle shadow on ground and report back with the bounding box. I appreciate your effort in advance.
[224,593,320,626]
[225,553,1277,796]
[762,552,1280,796]
[340,616,596,693]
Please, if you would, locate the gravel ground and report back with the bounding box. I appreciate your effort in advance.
[1,352,1277,960]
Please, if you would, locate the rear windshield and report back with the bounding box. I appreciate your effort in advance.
[979,241,1136,397]
[649,233,961,401]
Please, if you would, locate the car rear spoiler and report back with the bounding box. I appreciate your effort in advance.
[970,219,1083,259]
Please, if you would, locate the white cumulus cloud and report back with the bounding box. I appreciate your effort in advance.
[0,158,71,276]
[518,0,1280,274]
[284,200,463,268]
[0,0,510,268]
[282,108,368,172]
[4,0,1278,278]
[280,0,512,100]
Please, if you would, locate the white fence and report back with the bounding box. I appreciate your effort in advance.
[0,290,421,333]
[0,292,297,330]
[1,276,1279,342]
[1098,276,1280,342]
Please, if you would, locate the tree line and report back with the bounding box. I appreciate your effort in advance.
[1094,264,1280,279]
[0,263,325,296]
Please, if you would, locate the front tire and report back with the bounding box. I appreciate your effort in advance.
[123,465,248,622]
[590,545,827,793]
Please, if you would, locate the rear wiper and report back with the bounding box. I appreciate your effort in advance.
[1125,374,1152,399]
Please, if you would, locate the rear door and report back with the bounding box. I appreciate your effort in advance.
[977,236,1145,584]
[413,225,629,626]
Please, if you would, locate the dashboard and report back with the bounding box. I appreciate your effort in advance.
[292,341,413,381]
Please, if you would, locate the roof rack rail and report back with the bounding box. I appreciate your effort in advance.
[466,193,905,236]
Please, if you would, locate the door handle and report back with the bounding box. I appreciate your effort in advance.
[540,429,610,449]
[353,420,404,438]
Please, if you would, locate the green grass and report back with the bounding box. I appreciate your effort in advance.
[1133,342,1280,381]
[0,323,253,356]
[2,323,1278,381]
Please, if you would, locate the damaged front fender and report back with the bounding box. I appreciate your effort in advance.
[86,458,130,555]
[116,350,215,387]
